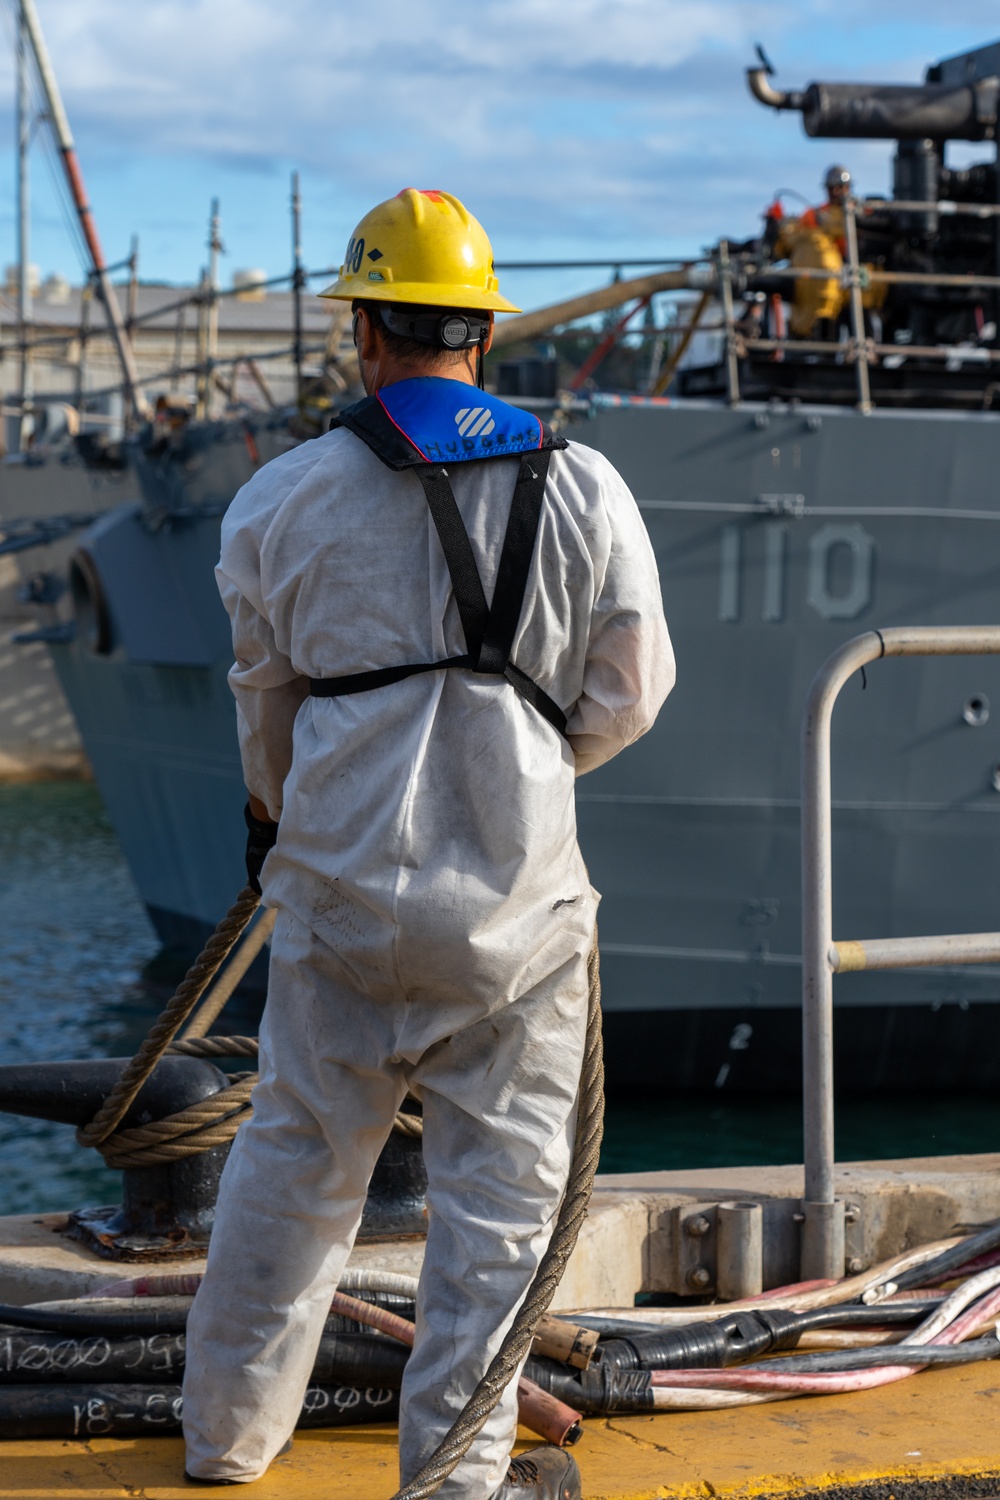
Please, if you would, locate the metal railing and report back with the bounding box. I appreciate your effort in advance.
[800,625,1000,1279]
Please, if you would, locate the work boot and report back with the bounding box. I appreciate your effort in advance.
[492,1445,582,1499]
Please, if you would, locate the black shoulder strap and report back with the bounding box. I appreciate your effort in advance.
[477,451,552,676]
[414,466,490,660]
[328,401,424,471]
[414,453,566,734]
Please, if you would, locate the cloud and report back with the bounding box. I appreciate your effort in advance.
[0,0,996,280]
[2,0,743,156]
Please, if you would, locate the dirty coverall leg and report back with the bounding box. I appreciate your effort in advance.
[182,911,589,1493]
[181,912,408,1482]
[398,947,588,1498]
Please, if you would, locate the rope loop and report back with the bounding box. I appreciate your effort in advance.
[99,1080,256,1168]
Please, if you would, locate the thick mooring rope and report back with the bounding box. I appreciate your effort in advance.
[76,886,262,1154]
[169,1035,260,1059]
[77,888,421,1167]
[98,1078,258,1168]
[179,907,278,1041]
[389,935,605,1500]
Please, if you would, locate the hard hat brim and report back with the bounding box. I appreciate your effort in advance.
[318,277,521,314]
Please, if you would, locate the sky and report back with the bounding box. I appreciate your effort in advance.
[0,0,996,312]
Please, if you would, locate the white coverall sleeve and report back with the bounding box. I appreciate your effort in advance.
[216,561,308,824]
[566,465,675,776]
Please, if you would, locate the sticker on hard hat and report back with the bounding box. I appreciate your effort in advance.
[344,238,365,275]
[376,377,544,463]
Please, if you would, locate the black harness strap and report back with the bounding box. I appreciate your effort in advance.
[476,455,550,676]
[308,654,474,696]
[416,465,490,659]
[310,451,567,735]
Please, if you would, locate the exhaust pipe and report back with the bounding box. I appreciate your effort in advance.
[747,63,999,142]
[746,67,803,111]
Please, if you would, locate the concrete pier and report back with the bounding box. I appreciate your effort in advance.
[2,1152,999,1308]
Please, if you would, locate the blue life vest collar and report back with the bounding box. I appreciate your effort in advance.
[331,376,567,470]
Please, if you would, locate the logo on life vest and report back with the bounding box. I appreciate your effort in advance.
[455,407,496,438]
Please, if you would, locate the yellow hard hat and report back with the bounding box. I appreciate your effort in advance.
[319,189,521,313]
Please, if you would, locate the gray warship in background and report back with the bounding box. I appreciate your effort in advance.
[25,38,1000,1092]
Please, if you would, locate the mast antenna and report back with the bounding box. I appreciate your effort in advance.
[16,0,33,449]
[18,0,149,422]
[291,171,304,403]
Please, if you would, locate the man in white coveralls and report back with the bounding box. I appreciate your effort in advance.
[182,188,674,1497]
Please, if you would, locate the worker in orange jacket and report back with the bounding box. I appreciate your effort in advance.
[767,166,853,339]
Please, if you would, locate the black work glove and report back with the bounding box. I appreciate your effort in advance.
[244,802,279,895]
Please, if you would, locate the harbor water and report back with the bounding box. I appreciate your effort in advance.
[0,781,994,1217]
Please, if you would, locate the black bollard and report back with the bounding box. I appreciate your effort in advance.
[0,1057,230,1260]
[358,1124,427,1241]
[0,1058,428,1258]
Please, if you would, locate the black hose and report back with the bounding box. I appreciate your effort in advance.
[525,1335,1000,1415]
[795,1300,941,1326]
[597,1309,798,1371]
[0,1331,187,1383]
[567,1315,680,1338]
[787,1301,941,1333]
[894,1218,1000,1292]
[724,1336,1000,1376]
[597,1299,941,1372]
[0,1290,415,1341]
[571,1298,941,1346]
[0,1303,189,1336]
[0,1382,399,1440]
[523,1358,655,1415]
[311,1335,409,1387]
[0,1330,409,1388]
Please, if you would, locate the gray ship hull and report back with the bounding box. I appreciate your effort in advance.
[0,446,133,778]
[0,416,295,779]
[48,396,1000,1088]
